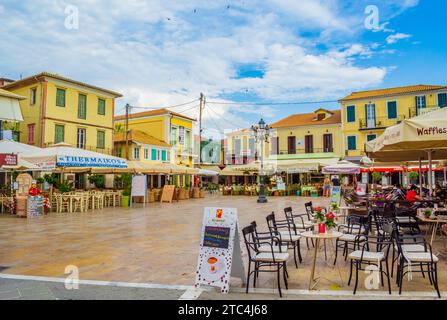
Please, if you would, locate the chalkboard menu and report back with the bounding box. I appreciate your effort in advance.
[27,196,43,217]
[203,226,230,249]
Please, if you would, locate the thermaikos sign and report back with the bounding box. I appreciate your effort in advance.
[56,155,127,168]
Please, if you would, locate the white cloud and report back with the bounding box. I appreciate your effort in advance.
[0,0,392,133]
[386,32,412,44]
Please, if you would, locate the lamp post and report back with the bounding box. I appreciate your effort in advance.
[251,119,270,203]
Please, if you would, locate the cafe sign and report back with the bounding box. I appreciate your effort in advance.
[0,154,18,166]
[56,155,127,168]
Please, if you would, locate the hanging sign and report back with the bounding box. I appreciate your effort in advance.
[356,183,367,196]
[56,155,127,168]
[0,154,17,166]
[195,207,245,293]
[330,186,341,206]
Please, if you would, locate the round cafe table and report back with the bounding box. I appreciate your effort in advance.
[301,230,343,290]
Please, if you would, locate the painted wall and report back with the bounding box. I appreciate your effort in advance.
[341,90,446,157]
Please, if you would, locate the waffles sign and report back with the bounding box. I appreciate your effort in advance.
[195,207,245,293]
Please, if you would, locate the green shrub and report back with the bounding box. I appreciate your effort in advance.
[372,172,382,183]
[88,175,106,189]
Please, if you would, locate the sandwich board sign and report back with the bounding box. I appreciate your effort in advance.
[330,186,341,206]
[195,207,245,293]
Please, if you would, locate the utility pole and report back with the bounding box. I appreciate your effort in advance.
[198,93,205,165]
[125,103,130,160]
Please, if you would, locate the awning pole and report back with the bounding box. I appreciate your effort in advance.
[419,157,423,195]
[428,150,433,197]
[444,167,447,187]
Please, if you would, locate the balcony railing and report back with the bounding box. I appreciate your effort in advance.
[358,115,405,130]
[409,105,442,118]
[276,148,334,155]
[44,142,113,155]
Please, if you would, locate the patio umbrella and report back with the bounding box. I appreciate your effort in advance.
[366,108,447,195]
[321,160,361,175]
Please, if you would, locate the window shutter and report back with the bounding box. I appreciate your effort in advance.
[161,150,167,161]
[151,149,157,160]
[439,93,447,108]
[387,101,397,119]
[78,94,87,119]
[347,106,355,122]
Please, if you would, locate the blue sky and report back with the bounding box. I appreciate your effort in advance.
[0,0,445,138]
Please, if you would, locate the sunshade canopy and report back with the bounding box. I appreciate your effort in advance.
[0,89,24,122]
[322,160,360,174]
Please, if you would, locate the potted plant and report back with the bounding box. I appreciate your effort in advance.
[120,173,132,207]
[330,202,339,213]
[325,212,337,233]
[88,175,106,189]
[56,180,73,193]
[313,206,325,222]
[409,171,419,184]
[199,186,205,198]
[423,208,432,219]
[372,172,382,186]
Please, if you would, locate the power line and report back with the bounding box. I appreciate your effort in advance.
[206,99,338,106]
[127,98,200,110]
[206,102,249,130]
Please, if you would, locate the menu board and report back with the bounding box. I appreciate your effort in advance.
[131,175,147,197]
[195,207,245,294]
[160,185,176,203]
[203,226,230,249]
[330,186,341,206]
[27,196,43,217]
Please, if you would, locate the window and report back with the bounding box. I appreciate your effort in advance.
[161,150,167,162]
[133,147,140,160]
[305,135,313,153]
[30,88,37,105]
[248,138,255,156]
[185,129,191,152]
[367,134,377,142]
[96,130,105,149]
[317,113,325,121]
[323,133,333,152]
[438,93,447,108]
[346,105,356,123]
[77,128,86,149]
[270,137,279,155]
[386,101,397,119]
[116,147,122,158]
[234,138,241,155]
[179,126,185,145]
[151,148,158,160]
[55,124,65,143]
[166,151,171,162]
[347,136,357,151]
[287,136,296,154]
[415,95,426,115]
[27,124,35,144]
[144,148,149,159]
[98,98,106,115]
[78,94,87,119]
[56,88,65,107]
[171,127,178,145]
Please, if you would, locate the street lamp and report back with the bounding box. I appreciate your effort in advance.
[251,118,270,203]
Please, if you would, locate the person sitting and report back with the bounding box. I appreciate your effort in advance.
[391,183,406,200]
[434,183,447,200]
[406,185,423,201]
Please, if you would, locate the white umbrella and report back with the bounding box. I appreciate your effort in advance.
[322,160,360,175]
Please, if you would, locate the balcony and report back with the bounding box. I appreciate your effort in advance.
[409,105,442,118]
[44,142,113,155]
[277,148,334,155]
[358,115,405,130]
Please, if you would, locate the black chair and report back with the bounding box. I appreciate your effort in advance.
[266,212,302,267]
[334,215,370,265]
[395,234,440,298]
[284,207,313,249]
[242,224,289,297]
[347,235,392,294]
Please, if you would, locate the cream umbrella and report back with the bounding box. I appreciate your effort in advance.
[366,108,447,195]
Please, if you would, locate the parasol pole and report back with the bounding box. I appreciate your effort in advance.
[419,157,423,195]
[428,150,433,197]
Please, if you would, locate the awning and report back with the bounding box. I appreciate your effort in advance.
[198,169,219,176]
[0,89,25,122]
[322,160,361,174]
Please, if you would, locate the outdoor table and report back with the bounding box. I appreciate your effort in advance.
[416,209,447,246]
[301,230,344,290]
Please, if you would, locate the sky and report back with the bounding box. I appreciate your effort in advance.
[0,0,446,139]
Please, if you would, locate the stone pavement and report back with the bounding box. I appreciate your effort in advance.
[0,195,446,298]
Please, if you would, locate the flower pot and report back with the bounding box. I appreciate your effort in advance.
[121,195,130,207]
[318,223,326,234]
[199,189,205,198]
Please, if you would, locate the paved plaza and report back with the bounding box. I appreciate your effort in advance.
[0,195,445,299]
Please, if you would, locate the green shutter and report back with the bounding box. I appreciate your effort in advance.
[151,149,157,160]
[387,101,397,119]
[98,99,106,115]
[439,93,447,108]
[347,106,355,122]
[78,94,87,119]
[97,131,105,149]
[347,136,356,150]
[161,150,167,161]
[55,125,64,143]
[56,89,65,107]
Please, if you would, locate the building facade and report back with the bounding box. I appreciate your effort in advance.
[340,85,447,160]
[114,108,196,167]
[268,108,342,172]
[2,72,122,154]
[224,128,268,165]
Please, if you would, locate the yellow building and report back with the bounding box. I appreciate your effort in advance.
[340,84,447,160]
[114,129,172,163]
[114,108,196,167]
[224,128,267,165]
[2,72,122,154]
[268,108,342,174]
